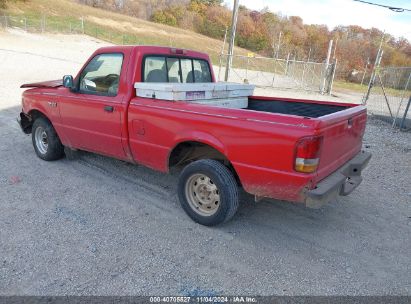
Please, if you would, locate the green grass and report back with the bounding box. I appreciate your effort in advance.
[333,80,410,97]
[333,81,369,93]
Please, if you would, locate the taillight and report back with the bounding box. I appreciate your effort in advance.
[294,136,323,173]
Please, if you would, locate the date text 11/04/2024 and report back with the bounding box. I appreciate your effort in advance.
[149,296,257,303]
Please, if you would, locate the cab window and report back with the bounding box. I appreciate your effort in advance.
[144,56,211,83]
[79,53,123,96]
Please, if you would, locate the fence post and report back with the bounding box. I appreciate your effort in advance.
[285,53,290,75]
[392,71,411,128]
[81,17,84,34]
[245,57,249,81]
[360,57,370,86]
[399,96,411,131]
[329,59,337,95]
[41,14,46,33]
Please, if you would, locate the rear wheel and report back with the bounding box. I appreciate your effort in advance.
[32,117,64,161]
[178,159,239,226]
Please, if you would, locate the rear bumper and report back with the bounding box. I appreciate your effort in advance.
[305,150,372,208]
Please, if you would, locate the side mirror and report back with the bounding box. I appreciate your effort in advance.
[63,75,74,89]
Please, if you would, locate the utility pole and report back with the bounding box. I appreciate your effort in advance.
[321,39,333,94]
[224,0,240,82]
[273,31,282,58]
[333,37,338,60]
[217,27,228,81]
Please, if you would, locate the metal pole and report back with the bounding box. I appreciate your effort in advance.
[42,15,46,32]
[321,39,333,94]
[245,57,249,81]
[392,71,411,128]
[399,96,411,131]
[224,0,240,82]
[275,31,282,58]
[285,53,290,74]
[329,59,337,95]
[360,57,370,86]
[333,38,338,60]
[363,49,384,104]
[218,27,228,81]
[363,31,385,104]
[271,31,282,86]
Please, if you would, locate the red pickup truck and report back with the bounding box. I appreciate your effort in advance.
[18,45,371,226]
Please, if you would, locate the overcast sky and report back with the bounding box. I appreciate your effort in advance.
[225,0,411,40]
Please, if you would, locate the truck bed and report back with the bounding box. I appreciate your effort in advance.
[248,97,350,118]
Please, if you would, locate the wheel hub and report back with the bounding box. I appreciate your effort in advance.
[34,127,48,155]
[185,173,220,216]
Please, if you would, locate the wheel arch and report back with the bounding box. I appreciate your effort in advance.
[21,109,52,134]
[29,109,52,123]
[168,140,241,186]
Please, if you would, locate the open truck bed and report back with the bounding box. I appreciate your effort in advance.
[248,96,349,118]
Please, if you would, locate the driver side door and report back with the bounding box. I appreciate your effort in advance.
[59,52,127,159]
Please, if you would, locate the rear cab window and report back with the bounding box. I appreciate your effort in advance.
[144,56,212,83]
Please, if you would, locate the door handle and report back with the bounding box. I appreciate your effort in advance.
[104,105,114,112]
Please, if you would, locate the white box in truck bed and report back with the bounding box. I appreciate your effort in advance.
[134,82,254,102]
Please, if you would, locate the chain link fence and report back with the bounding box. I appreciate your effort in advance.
[217,53,336,94]
[0,14,143,45]
[365,67,411,131]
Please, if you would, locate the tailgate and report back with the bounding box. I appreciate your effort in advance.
[315,106,367,184]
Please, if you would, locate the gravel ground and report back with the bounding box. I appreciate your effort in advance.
[0,29,410,296]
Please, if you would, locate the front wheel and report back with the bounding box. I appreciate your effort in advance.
[178,159,239,226]
[32,117,64,161]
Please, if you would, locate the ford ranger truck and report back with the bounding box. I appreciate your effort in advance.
[18,46,371,226]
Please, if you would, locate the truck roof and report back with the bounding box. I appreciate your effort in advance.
[94,45,210,61]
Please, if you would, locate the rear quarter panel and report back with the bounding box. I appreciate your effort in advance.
[127,98,319,202]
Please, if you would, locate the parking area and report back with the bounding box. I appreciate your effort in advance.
[0,30,410,296]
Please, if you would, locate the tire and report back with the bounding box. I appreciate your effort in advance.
[31,117,64,161]
[178,159,239,226]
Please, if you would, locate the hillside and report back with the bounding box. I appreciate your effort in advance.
[0,0,250,63]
